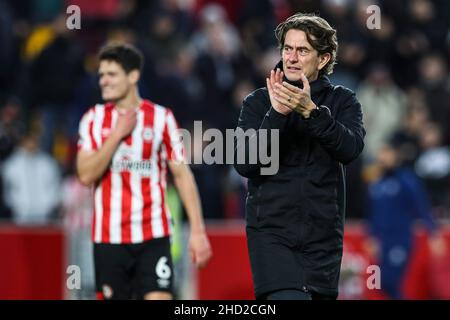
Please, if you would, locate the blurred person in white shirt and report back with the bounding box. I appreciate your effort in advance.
[2,129,61,224]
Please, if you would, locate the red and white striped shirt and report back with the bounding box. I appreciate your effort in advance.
[77,100,185,244]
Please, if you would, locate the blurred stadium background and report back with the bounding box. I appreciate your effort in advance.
[0,0,450,300]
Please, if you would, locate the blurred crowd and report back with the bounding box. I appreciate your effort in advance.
[1,0,450,301]
[0,0,449,227]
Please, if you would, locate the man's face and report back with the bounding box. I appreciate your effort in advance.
[98,60,134,102]
[281,29,329,82]
[377,145,398,170]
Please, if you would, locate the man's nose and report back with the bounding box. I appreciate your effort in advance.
[287,50,299,62]
[100,77,108,87]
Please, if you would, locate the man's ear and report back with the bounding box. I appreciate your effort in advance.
[128,70,140,85]
[318,53,331,71]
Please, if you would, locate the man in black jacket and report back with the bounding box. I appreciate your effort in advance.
[234,13,365,300]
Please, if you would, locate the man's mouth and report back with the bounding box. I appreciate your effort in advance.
[287,66,302,72]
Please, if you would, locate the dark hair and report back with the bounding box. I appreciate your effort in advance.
[98,42,144,73]
[275,13,338,76]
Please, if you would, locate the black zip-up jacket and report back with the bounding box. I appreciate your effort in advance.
[234,71,365,298]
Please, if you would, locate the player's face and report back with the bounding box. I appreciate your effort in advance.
[282,29,329,82]
[98,60,132,102]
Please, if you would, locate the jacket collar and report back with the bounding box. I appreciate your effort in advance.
[274,60,331,98]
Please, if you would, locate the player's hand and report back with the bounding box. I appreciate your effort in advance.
[114,109,137,140]
[266,68,292,115]
[273,72,317,118]
[189,230,212,269]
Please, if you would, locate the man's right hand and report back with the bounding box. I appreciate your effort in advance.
[266,68,292,115]
[113,109,137,140]
[76,108,137,186]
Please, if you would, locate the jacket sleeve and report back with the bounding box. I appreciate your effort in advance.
[305,91,365,164]
[233,90,288,178]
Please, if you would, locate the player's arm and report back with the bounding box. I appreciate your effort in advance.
[168,160,212,268]
[77,109,136,186]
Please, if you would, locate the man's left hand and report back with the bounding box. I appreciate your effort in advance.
[189,230,213,269]
[273,73,317,118]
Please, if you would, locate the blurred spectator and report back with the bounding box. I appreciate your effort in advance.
[414,122,450,218]
[0,97,25,220]
[0,97,24,161]
[145,4,185,60]
[357,63,407,162]
[390,2,432,88]
[237,0,277,55]
[27,14,85,154]
[328,41,365,91]
[407,0,448,51]
[150,45,203,128]
[390,100,429,168]
[365,141,443,299]
[323,0,367,90]
[1,128,61,225]
[186,124,224,220]
[190,3,241,130]
[417,53,450,145]
[356,1,396,68]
